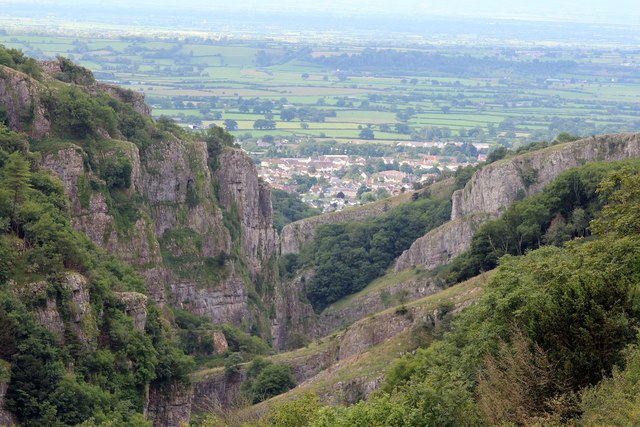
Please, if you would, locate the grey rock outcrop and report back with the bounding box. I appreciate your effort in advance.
[215,149,277,277]
[193,370,244,411]
[146,383,193,427]
[452,133,640,219]
[271,269,318,351]
[16,273,92,342]
[169,265,250,325]
[318,276,441,336]
[0,377,16,427]
[396,133,640,271]
[0,65,50,138]
[116,292,148,330]
[394,214,485,272]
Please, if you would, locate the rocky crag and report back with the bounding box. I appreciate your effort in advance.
[396,133,640,272]
[0,60,282,426]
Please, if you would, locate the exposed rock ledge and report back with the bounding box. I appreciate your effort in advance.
[394,214,485,272]
[396,133,640,271]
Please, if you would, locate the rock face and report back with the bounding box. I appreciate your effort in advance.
[394,215,485,272]
[0,379,16,427]
[146,383,193,427]
[215,149,277,277]
[0,65,50,138]
[453,133,640,219]
[40,136,269,329]
[41,145,161,268]
[193,370,244,411]
[116,292,148,331]
[271,270,318,351]
[169,266,250,325]
[396,133,640,271]
[17,273,92,342]
[280,193,411,255]
[318,276,441,336]
[212,331,228,355]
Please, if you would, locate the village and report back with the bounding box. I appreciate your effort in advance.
[257,141,489,212]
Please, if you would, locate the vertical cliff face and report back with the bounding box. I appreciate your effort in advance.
[215,149,278,278]
[394,215,485,272]
[397,133,640,271]
[271,270,318,351]
[146,383,193,427]
[0,65,50,138]
[0,378,16,427]
[452,133,640,220]
[15,273,94,343]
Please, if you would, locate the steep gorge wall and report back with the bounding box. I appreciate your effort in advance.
[396,133,640,271]
[0,65,50,138]
[39,135,279,329]
[452,133,640,219]
[279,192,412,255]
[215,149,277,278]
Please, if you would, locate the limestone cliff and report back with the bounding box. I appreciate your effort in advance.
[215,149,277,278]
[318,273,441,336]
[15,273,93,343]
[0,65,50,138]
[270,270,318,350]
[194,278,484,410]
[453,133,640,219]
[146,383,193,427]
[394,214,486,272]
[396,133,640,271]
[38,130,272,330]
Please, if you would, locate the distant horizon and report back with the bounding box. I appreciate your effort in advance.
[1,0,640,26]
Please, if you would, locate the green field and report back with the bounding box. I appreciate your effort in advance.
[2,25,640,152]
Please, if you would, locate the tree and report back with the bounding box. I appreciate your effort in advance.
[253,119,276,130]
[280,109,296,122]
[223,119,238,131]
[359,127,375,140]
[2,152,31,229]
[251,364,296,403]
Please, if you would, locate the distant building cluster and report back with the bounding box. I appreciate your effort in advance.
[258,144,485,212]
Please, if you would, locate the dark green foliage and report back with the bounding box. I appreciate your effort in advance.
[453,164,476,189]
[0,149,192,425]
[0,44,42,79]
[300,191,451,310]
[50,374,111,426]
[203,125,236,172]
[311,166,640,426]
[105,189,141,235]
[485,146,507,164]
[0,123,29,154]
[54,56,96,85]
[271,189,320,231]
[240,357,296,404]
[220,324,270,356]
[99,155,132,189]
[173,308,215,356]
[44,86,117,139]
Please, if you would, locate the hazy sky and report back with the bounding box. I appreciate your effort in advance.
[1,0,639,26]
